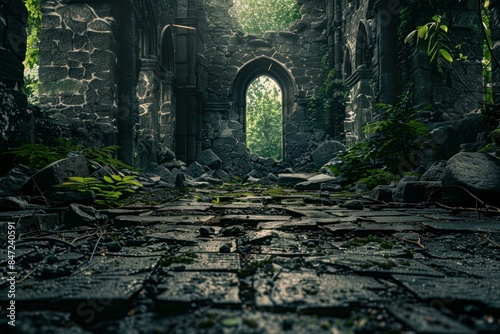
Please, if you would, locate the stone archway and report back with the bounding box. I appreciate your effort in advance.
[230,57,297,160]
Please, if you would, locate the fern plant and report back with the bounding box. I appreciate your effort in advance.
[59,175,143,208]
[5,138,138,171]
[328,87,429,188]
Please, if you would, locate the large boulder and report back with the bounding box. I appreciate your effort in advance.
[421,152,500,204]
[311,141,346,168]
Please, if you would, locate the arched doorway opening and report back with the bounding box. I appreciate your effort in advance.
[246,76,283,160]
[230,57,297,161]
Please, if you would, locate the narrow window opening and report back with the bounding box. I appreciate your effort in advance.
[246,76,283,160]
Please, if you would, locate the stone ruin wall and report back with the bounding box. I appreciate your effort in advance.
[0,0,489,176]
[202,0,330,176]
[0,0,31,155]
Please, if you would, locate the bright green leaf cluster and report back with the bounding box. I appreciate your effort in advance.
[59,175,143,208]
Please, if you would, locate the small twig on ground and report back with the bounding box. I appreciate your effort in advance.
[394,235,426,250]
[17,270,35,284]
[88,231,104,264]
[429,185,500,216]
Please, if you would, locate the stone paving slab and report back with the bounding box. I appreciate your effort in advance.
[313,217,358,225]
[157,272,240,307]
[423,258,500,279]
[387,304,476,334]
[259,232,305,255]
[292,210,334,218]
[1,275,147,306]
[256,218,318,230]
[162,253,240,272]
[220,214,292,226]
[323,222,419,233]
[393,275,500,309]
[109,245,169,257]
[82,255,159,277]
[114,215,216,227]
[254,271,385,312]
[329,210,414,217]
[307,255,445,277]
[212,202,265,209]
[178,238,237,253]
[155,203,213,212]
[422,220,500,232]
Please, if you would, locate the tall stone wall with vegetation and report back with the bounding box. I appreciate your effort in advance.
[0,0,31,158]
[203,0,331,175]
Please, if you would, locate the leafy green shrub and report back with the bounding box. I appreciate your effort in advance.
[328,87,429,188]
[5,138,137,171]
[58,175,142,208]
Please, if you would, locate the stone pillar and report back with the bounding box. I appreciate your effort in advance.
[116,5,138,166]
[159,72,176,152]
[137,58,160,170]
[0,0,31,158]
[490,0,500,109]
[374,0,400,105]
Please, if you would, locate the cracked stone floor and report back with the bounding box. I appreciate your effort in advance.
[1,185,500,333]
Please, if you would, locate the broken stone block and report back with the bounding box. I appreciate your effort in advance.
[370,185,393,202]
[157,272,240,308]
[196,149,222,169]
[294,174,337,190]
[278,173,316,186]
[255,271,385,312]
[0,197,31,210]
[421,152,500,204]
[50,191,95,205]
[0,165,36,197]
[392,181,441,203]
[310,141,346,168]
[186,161,206,178]
[63,203,107,227]
[24,155,90,198]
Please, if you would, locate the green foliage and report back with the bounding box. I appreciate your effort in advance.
[5,138,138,171]
[307,55,347,138]
[246,76,282,160]
[23,0,42,103]
[230,0,300,34]
[405,14,465,74]
[24,0,42,69]
[58,175,142,208]
[480,128,500,158]
[328,87,429,187]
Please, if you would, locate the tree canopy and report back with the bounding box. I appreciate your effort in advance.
[230,0,301,34]
[246,76,283,160]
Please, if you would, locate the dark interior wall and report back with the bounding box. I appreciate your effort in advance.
[0,0,31,156]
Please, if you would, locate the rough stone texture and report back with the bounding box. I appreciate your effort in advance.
[23,155,90,198]
[64,203,108,227]
[0,165,36,197]
[196,149,222,169]
[1,0,486,177]
[422,152,500,203]
[310,141,346,168]
[392,181,442,203]
[0,0,31,164]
